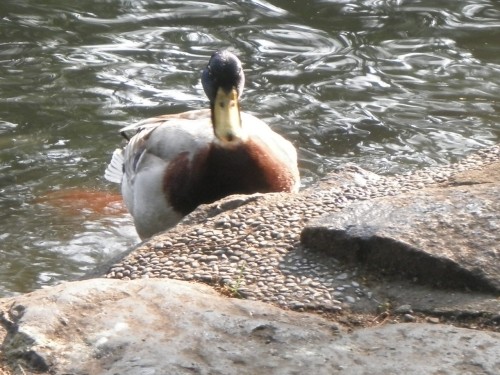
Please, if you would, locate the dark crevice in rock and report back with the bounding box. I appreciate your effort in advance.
[445,181,488,187]
[301,228,497,293]
[1,329,51,373]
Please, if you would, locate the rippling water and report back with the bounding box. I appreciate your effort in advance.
[0,0,499,296]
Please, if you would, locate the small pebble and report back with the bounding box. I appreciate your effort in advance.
[345,296,356,304]
[426,317,440,324]
[403,314,416,322]
[395,304,413,314]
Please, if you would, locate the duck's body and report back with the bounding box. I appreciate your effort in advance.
[105,51,299,239]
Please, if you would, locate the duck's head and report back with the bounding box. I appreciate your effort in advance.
[202,50,246,146]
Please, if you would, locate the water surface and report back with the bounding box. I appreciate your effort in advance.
[0,0,499,295]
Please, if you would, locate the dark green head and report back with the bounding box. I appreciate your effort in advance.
[201,50,246,145]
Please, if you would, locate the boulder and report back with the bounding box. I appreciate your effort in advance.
[3,148,500,374]
[1,278,499,375]
[301,162,500,293]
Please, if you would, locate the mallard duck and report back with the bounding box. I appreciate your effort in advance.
[105,50,300,239]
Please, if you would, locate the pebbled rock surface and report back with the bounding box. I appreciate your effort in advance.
[1,278,499,375]
[103,145,500,320]
[301,161,500,293]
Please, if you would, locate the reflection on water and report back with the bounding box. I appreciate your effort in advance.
[0,0,499,296]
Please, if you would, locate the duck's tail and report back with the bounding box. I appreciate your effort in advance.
[104,149,124,184]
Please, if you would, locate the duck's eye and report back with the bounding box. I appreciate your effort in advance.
[219,102,225,108]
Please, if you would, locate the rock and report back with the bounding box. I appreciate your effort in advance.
[95,146,499,319]
[403,314,416,322]
[1,278,499,375]
[369,278,499,322]
[180,193,266,226]
[394,304,413,314]
[2,147,500,374]
[301,161,500,293]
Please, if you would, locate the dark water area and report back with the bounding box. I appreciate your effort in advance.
[0,0,499,296]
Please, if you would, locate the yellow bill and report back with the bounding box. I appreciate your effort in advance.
[213,87,245,144]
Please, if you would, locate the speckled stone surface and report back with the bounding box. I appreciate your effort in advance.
[106,145,500,313]
[302,160,500,292]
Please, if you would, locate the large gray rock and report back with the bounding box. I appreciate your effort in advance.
[1,278,499,375]
[301,162,500,293]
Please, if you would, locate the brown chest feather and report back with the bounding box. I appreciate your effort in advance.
[163,140,294,215]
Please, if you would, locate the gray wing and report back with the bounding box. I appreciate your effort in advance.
[120,110,214,184]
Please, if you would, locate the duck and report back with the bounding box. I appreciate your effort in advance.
[105,50,300,239]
